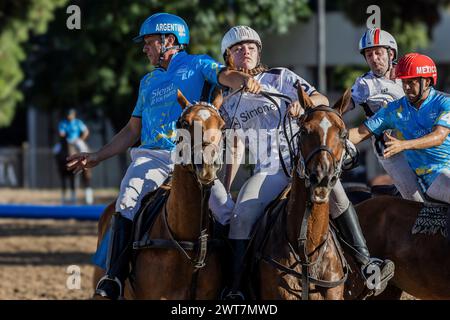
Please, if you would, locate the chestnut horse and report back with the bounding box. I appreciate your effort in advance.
[93,89,225,299]
[252,87,352,300]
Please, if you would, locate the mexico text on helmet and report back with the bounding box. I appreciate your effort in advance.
[133,13,189,48]
[359,28,398,59]
[396,53,437,85]
[221,26,262,58]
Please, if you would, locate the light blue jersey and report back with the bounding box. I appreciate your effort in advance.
[132,51,224,150]
[364,88,450,190]
[58,119,87,143]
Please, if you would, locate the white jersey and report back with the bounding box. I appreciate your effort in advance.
[220,67,316,172]
[351,71,404,116]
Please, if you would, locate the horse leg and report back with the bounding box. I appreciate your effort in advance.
[369,284,403,300]
[82,170,94,204]
[61,174,67,204]
[70,175,76,204]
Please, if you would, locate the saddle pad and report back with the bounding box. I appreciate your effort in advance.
[412,203,449,238]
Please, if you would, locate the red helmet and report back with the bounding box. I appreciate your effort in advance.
[396,53,437,85]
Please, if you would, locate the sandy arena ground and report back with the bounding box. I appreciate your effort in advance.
[0,188,414,300]
[0,188,116,300]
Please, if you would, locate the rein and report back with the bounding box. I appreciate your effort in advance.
[135,102,224,299]
[260,106,349,299]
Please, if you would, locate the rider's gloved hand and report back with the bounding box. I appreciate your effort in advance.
[287,101,305,118]
[342,139,359,171]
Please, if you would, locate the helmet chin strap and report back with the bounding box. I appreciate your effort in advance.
[410,78,428,106]
[158,34,184,68]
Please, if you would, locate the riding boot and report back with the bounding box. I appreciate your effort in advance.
[222,239,250,300]
[333,203,395,296]
[94,213,133,300]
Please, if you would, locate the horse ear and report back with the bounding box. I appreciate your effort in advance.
[177,90,191,110]
[332,88,352,115]
[211,87,223,110]
[297,84,315,110]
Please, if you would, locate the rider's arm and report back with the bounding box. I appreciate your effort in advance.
[95,117,141,162]
[349,124,373,145]
[80,127,90,140]
[384,125,450,158]
[403,125,450,150]
[58,122,66,138]
[218,69,261,93]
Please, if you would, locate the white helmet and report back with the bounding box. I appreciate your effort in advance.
[359,28,398,59]
[221,26,262,57]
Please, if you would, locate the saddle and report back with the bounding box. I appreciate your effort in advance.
[248,185,349,299]
[412,201,450,239]
[132,177,172,250]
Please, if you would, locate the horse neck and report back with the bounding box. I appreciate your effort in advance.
[286,173,330,256]
[166,165,204,240]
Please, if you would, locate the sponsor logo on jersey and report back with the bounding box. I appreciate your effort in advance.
[176,67,194,80]
[438,112,450,124]
[240,103,277,123]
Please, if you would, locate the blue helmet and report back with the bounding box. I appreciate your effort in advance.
[133,13,189,46]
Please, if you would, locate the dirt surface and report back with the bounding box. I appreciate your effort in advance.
[0,188,116,300]
[0,188,415,300]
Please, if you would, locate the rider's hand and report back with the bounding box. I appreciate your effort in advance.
[242,76,261,94]
[287,101,305,118]
[66,152,100,174]
[383,132,406,158]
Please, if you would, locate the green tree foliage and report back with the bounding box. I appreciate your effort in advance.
[0,0,68,127]
[2,0,311,130]
[338,0,450,54]
[331,0,450,91]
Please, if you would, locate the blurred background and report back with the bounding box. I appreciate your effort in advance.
[1,0,449,299]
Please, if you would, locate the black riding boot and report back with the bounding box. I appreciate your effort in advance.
[222,239,249,300]
[94,213,132,300]
[334,203,395,296]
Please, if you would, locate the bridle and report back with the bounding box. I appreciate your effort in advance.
[135,101,225,299]
[259,105,350,300]
[295,106,348,189]
[175,101,224,185]
[158,101,224,299]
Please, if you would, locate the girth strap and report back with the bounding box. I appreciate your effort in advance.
[260,255,348,288]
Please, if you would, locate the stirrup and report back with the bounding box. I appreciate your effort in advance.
[220,287,245,300]
[224,290,245,300]
[94,275,123,300]
[361,258,395,296]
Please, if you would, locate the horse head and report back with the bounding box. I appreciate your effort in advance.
[176,88,225,185]
[295,87,352,203]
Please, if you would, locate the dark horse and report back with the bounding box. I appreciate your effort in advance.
[252,87,352,299]
[55,137,93,204]
[93,89,225,299]
[342,195,450,300]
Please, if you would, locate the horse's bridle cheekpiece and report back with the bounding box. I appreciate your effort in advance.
[296,106,347,190]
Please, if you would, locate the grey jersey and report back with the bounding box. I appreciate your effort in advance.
[351,71,404,116]
[220,67,316,172]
